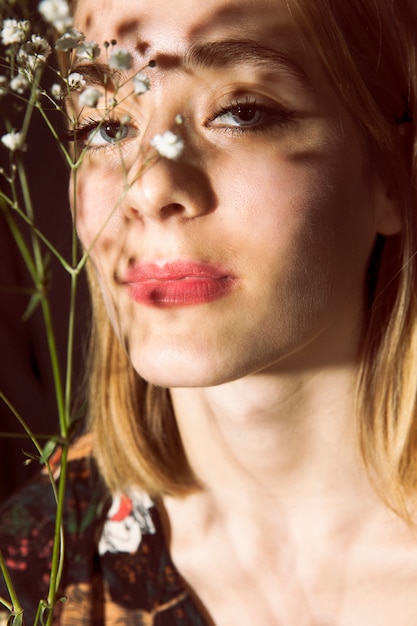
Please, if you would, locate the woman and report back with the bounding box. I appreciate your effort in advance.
[1,0,417,623]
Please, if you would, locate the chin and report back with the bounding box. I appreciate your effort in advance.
[134,364,235,389]
[128,344,246,389]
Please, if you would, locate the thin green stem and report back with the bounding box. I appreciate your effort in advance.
[0,551,23,618]
[13,155,67,435]
[2,198,76,274]
[16,155,43,272]
[64,273,77,424]
[1,203,38,281]
[0,432,62,440]
[0,392,59,503]
[40,297,67,436]
[0,393,43,458]
[36,104,75,169]
[20,76,40,141]
[45,444,68,626]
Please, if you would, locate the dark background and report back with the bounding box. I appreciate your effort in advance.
[0,2,89,502]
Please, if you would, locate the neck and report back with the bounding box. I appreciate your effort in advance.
[169,364,380,520]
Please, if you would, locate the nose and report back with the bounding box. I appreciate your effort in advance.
[123,146,216,222]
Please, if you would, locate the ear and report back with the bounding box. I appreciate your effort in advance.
[374,182,402,236]
[374,120,411,236]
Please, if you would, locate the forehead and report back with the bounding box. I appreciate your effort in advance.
[74,0,302,60]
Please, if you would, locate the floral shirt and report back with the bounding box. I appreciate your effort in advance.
[0,436,208,625]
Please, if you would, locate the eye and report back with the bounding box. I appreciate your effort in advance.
[214,103,264,127]
[67,117,139,150]
[207,98,295,133]
[89,120,131,145]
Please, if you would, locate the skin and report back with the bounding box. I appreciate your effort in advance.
[71,1,417,625]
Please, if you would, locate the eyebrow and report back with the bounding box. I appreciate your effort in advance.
[69,38,312,91]
[186,39,311,87]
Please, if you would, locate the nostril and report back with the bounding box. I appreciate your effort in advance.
[125,205,143,221]
[159,203,187,219]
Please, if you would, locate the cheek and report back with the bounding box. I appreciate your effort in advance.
[216,144,377,307]
[218,149,348,251]
[71,169,126,262]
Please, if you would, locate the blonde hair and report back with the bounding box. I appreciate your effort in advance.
[289,0,417,517]
[84,0,417,513]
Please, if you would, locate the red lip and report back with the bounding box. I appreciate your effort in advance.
[121,261,237,307]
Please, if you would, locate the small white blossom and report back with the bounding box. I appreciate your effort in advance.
[10,73,30,94]
[1,19,29,46]
[109,49,133,70]
[38,0,73,32]
[0,76,9,97]
[16,50,38,77]
[67,72,87,90]
[1,130,25,152]
[150,130,184,160]
[76,41,100,60]
[50,82,62,99]
[55,27,85,51]
[79,87,102,107]
[26,35,52,61]
[132,72,150,95]
[17,34,52,76]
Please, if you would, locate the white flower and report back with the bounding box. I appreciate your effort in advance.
[38,0,73,32]
[1,130,25,152]
[76,41,100,60]
[132,72,150,95]
[17,35,52,76]
[55,27,85,51]
[67,72,87,90]
[50,83,62,99]
[1,19,30,46]
[10,73,30,94]
[109,49,133,70]
[79,87,102,107]
[150,130,184,160]
[16,53,39,77]
[26,35,52,61]
[0,76,9,97]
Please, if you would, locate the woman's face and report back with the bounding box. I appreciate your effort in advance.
[72,0,398,387]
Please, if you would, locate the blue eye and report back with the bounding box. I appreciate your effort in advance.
[67,118,138,151]
[208,99,296,134]
[89,121,130,145]
[215,104,263,127]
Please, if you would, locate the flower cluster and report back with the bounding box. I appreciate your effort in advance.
[1,20,52,90]
[0,0,184,161]
[38,0,73,33]
[1,19,30,46]
[151,131,184,160]
[1,130,26,152]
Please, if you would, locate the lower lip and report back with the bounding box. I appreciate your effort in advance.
[125,276,236,307]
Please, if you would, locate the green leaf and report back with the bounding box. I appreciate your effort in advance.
[12,612,23,626]
[21,291,42,322]
[39,439,57,466]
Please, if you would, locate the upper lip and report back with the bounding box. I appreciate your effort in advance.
[120,260,233,283]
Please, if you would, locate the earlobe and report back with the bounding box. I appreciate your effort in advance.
[375,185,402,236]
[374,118,410,236]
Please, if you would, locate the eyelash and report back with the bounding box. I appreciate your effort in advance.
[65,97,296,152]
[64,117,137,153]
[207,98,296,136]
